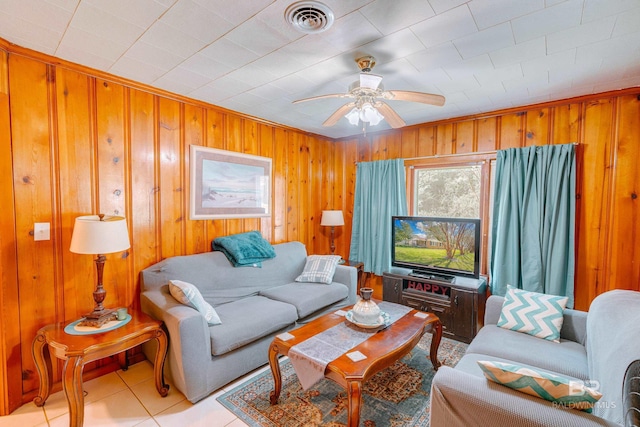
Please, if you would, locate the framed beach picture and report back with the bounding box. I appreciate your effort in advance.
[190,146,272,219]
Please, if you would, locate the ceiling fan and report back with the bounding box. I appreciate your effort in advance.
[293,56,445,129]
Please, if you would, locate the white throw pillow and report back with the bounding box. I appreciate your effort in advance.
[295,255,341,284]
[169,280,221,325]
[497,285,568,342]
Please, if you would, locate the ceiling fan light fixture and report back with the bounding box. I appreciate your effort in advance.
[361,103,384,126]
[345,108,360,126]
[285,1,334,34]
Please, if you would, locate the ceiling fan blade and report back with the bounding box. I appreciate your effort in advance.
[375,102,406,128]
[385,90,445,106]
[292,93,349,104]
[323,102,356,127]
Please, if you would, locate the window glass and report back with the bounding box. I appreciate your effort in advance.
[414,165,481,218]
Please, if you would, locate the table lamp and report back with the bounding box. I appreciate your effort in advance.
[70,214,130,327]
[321,210,345,262]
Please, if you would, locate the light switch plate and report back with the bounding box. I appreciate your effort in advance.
[34,222,50,241]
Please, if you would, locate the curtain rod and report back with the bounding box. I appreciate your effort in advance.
[357,142,579,163]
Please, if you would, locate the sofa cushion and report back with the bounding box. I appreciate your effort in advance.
[169,280,221,325]
[467,325,589,380]
[295,255,341,284]
[497,286,568,342]
[260,282,348,318]
[209,296,298,356]
[477,360,602,412]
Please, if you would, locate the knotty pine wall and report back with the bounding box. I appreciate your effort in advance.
[0,48,354,413]
[343,92,640,315]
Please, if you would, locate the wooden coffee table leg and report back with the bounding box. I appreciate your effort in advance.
[347,380,363,427]
[429,319,443,370]
[268,343,282,405]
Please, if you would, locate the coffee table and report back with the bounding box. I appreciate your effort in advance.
[268,304,442,427]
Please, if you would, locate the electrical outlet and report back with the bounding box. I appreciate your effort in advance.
[34,223,50,241]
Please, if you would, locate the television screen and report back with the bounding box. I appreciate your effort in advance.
[392,216,481,279]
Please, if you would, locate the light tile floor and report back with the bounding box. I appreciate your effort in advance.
[0,360,269,427]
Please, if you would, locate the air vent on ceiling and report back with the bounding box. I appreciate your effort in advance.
[285,1,334,34]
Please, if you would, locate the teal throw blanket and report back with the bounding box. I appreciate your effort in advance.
[212,231,276,267]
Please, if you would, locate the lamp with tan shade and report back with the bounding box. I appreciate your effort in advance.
[70,214,130,327]
[320,210,345,263]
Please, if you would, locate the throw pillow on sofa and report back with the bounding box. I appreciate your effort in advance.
[295,255,341,284]
[497,285,568,342]
[477,360,602,412]
[169,280,222,325]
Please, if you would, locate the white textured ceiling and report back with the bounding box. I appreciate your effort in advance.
[1,0,639,139]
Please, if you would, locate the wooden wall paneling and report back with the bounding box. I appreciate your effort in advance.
[307,136,321,254]
[259,124,274,242]
[319,138,335,255]
[357,136,372,162]
[242,119,260,233]
[552,103,581,144]
[524,108,550,147]
[371,132,385,160]
[342,140,358,259]
[333,140,346,258]
[385,132,402,160]
[499,112,525,149]
[224,115,244,237]
[435,123,454,155]
[157,97,184,259]
[607,95,640,293]
[8,54,57,396]
[417,126,435,156]
[455,120,475,154]
[574,98,615,310]
[476,117,498,152]
[298,134,311,248]
[183,104,206,255]
[129,89,159,303]
[95,79,130,309]
[0,50,22,414]
[272,128,287,243]
[286,132,300,241]
[400,129,418,158]
[204,108,226,243]
[55,68,95,317]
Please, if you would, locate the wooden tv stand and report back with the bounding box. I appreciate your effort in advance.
[382,268,487,343]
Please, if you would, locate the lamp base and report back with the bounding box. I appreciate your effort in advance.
[78,308,117,328]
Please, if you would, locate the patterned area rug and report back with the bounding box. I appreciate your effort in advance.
[217,334,468,427]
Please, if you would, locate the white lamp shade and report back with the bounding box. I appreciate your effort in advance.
[320,210,345,226]
[70,215,131,255]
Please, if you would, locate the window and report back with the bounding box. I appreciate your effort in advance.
[413,165,482,218]
[407,158,495,276]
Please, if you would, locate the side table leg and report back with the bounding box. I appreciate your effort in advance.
[63,356,84,427]
[429,320,443,370]
[268,343,282,405]
[32,333,52,407]
[347,380,363,427]
[153,329,169,397]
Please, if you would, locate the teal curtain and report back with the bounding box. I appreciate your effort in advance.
[349,159,408,276]
[490,144,576,307]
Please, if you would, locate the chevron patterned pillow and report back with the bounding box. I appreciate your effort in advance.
[497,286,568,342]
[477,360,602,412]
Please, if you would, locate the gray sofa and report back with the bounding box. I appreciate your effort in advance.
[430,289,640,427]
[140,241,357,403]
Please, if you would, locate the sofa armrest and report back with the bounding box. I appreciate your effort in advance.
[332,264,358,304]
[141,288,213,401]
[483,295,587,344]
[430,367,618,427]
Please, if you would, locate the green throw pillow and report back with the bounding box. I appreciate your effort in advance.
[477,360,602,412]
[169,280,221,325]
[497,285,568,342]
[295,255,341,284]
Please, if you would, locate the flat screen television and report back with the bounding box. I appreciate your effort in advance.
[392,216,481,280]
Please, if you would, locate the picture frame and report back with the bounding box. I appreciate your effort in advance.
[190,145,272,220]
